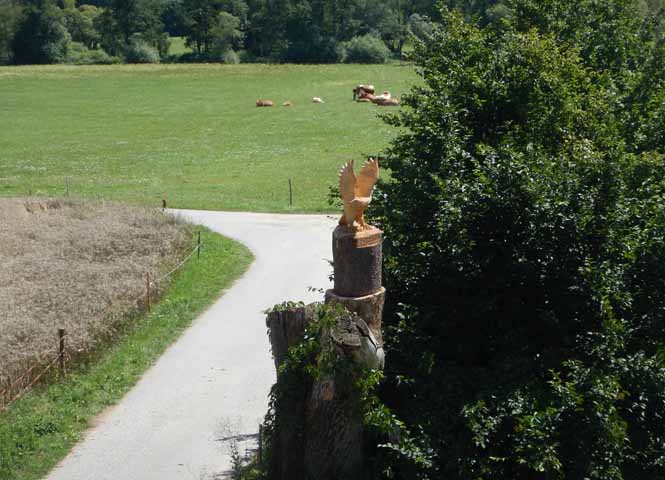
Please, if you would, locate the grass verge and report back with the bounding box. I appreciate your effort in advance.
[0,226,253,480]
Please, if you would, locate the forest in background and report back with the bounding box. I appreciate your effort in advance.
[6,0,662,66]
[0,0,439,65]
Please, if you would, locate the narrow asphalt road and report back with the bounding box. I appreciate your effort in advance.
[46,210,336,480]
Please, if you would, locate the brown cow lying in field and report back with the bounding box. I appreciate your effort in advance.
[375,97,400,106]
[355,90,400,106]
[256,99,274,107]
[353,84,375,100]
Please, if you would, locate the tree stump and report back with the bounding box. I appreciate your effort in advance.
[266,303,318,369]
[266,304,384,480]
[332,225,382,297]
[325,287,385,348]
[265,223,386,480]
[265,305,316,480]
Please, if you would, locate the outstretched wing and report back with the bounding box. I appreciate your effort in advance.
[339,160,356,203]
[355,158,379,198]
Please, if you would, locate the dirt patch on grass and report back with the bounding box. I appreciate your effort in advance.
[0,197,191,380]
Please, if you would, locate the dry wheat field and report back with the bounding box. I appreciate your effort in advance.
[0,197,191,382]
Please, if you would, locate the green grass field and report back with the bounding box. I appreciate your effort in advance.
[0,63,417,212]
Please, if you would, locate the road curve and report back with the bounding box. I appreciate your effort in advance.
[46,210,336,480]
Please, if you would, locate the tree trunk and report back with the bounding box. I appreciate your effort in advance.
[325,287,385,347]
[265,305,317,480]
[266,303,318,369]
[332,225,382,297]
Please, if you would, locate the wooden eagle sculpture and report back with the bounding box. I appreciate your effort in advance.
[338,158,379,231]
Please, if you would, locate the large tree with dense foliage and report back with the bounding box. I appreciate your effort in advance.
[96,0,168,57]
[64,4,102,49]
[181,0,244,57]
[11,0,70,64]
[370,2,665,478]
[0,0,22,64]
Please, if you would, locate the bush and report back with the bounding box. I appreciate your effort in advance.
[281,35,342,64]
[124,40,159,63]
[219,49,239,64]
[371,3,665,478]
[67,41,120,64]
[341,34,390,64]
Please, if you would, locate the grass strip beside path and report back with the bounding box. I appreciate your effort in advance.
[0,227,253,480]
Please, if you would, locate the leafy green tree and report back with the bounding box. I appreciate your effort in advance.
[64,4,101,49]
[408,12,432,40]
[161,0,187,36]
[94,7,123,55]
[12,1,71,64]
[0,0,22,64]
[370,3,665,478]
[97,0,168,57]
[182,0,245,57]
[209,10,242,58]
[182,0,220,54]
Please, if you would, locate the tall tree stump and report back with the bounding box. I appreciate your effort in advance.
[265,224,386,480]
[266,305,316,480]
[266,304,384,480]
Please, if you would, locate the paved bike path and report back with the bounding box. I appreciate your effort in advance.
[46,210,335,480]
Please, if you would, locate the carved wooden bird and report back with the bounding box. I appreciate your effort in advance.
[338,158,379,231]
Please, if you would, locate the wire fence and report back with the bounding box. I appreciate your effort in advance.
[0,234,203,413]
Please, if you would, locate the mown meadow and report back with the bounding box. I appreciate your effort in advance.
[0,63,417,212]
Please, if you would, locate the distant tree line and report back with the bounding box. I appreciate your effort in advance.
[0,0,444,64]
[4,0,662,65]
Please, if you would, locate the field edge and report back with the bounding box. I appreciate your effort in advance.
[0,226,254,480]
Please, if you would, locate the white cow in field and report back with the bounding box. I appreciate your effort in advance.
[373,91,391,101]
[312,96,325,103]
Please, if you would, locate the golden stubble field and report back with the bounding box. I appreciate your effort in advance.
[0,197,191,380]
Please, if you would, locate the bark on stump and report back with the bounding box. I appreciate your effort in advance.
[266,305,383,480]
[325,287,385,348]
[266,225,386,480]
[332,225,382,297]
[266,305,315,480]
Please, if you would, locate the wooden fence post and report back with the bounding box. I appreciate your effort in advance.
[146,272,151,311]
[58,328,66,377]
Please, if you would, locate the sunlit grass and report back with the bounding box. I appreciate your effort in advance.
[0,63,417,212]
